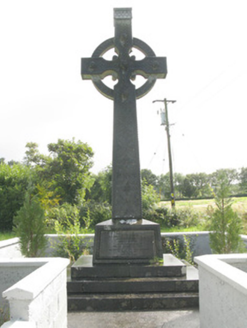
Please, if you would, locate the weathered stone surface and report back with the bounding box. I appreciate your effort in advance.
[68,292,199,312]
[68,254,199,312]
[68,277,198,294]
[71,254,186,279]
[92,219,163,265]
[81,8,167,222]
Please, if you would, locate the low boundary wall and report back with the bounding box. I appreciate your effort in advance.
[2,233,247,259]
[0,258,69,328]
[195,254,247,328]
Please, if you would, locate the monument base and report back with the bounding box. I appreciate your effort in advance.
[92,219,163,265]
[68,254,199,311]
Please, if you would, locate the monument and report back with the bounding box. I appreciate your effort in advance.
[68,8,199,311]
[81,8,166,265]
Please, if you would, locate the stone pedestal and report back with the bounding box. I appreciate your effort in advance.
[93,219,163,265]
[68,254,199,311]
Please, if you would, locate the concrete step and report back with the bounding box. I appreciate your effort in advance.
[71,254,186,279]
[68,292,199,311]
[67,276,198,294]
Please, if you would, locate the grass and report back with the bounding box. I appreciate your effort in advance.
[0,232,16,241]
[160,225,206,233]
[161,197,247,214]
[161,197,247,234]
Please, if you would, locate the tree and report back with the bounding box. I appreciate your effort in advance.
[181,175,197,198]
[239,167,247,193]
[156,173,170,199]
[14,183,47,257]
[89,166,112,204]
[173,173,185,198]
[209,169,238,191]
[209,172,244,254]
[0,162,32,231]
[24,139,94,205]
[141,169,158,188]
[24,142,46,166]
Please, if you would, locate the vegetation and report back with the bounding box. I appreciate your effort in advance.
[209,173,244,254]
[13,183,47,257]
[165,235,194,265]
[1,138,247,259]
[0,162,32,231]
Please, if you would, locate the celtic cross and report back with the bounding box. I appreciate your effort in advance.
[81,8,167,222]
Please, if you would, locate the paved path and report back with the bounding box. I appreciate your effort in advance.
[68,309,200,328]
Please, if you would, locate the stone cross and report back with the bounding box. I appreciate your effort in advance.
[81,8,167,222]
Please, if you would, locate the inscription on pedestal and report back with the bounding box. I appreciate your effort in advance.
[99,230,155,259]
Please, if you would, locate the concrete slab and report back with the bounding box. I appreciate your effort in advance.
[68,309,199,328]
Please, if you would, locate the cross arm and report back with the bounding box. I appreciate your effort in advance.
[81,57,117,80]
[133,57,167,79]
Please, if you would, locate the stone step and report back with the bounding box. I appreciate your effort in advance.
[67,276,198,294]
[71,254,186,280]
[68,292,199,312]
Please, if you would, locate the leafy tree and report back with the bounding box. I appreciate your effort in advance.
[209,169,239,191]
[142,180,160,211]
[141,169,158,188]
[24,139,94,205]
[14,183,47,257]
[174,173,185,198]
[181,175,197,198]
[239,167,247,193]
[209,172,244,254]
[156,173,170,199]
[89,166,112,204]
[24,142,46,166]
[0,163,32,231]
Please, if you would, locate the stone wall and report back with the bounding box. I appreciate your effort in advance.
[0,258,69,328]
[195,254,247,328]
[0,239,22,258]
[2,233,247,260]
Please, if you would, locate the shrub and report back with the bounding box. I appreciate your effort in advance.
[13,184,47,257]
[143,205,168,224]
[165,235,194,265]
[209,173,244,254]
[79,201,111,228]
[0,163,32,231]
[52,212,84,263]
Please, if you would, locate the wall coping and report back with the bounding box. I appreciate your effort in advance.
[2,257,69,300]
[2,321,35,328]
[195,254,247,296]
[0,238,19,249]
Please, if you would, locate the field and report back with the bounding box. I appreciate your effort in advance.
[161,197,247,234]
[162,197,247,214]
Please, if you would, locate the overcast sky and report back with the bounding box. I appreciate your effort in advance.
[0,0,247,176]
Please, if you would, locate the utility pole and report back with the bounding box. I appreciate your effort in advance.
[153,98,176,208]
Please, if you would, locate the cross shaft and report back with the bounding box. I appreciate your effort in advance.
[81,8,167,222]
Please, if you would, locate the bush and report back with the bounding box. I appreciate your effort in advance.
[48,202,79,229]
[165,235,194,265]
[0,163,32,231]
[209,173,244,253]
[79,201,111,228]
[143,205,168,224]
[13,184,47,257]
[52,211,85,263]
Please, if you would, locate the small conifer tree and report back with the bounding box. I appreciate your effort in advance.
[209,173,244,254]
[14,184,47,257]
